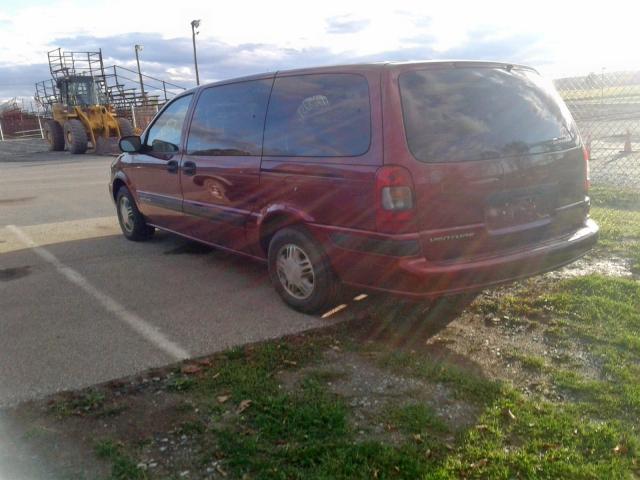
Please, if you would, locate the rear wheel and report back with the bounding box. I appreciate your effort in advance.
[117,117,134,138]
[115,186,155,241]
[44,120,65,151]
[268,227,340,314]
[63,119,88,154]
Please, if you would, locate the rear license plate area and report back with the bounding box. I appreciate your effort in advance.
[486,190,555,231]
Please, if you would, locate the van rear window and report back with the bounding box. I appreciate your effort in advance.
[399,67,579,163]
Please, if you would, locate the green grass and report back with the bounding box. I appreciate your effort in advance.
[50,389,121,418]
[94,439,148,480]
[434,396,637,479]
[306,368,350,383]
[589,186,640,273]
[383,403,448,434]
[80,188,640,478]
[217,334,637,478]
[590,186,640,211]
[176,420,206,435]
[509,353,547,372]
[165,375,196,392]
[558,84,640,101]
[382,352,505,404]
[542,275,640,417]
[91,320,640,479]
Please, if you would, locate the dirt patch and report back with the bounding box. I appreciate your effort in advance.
[278,347,480,439]
[343,293,478,352]
[545,253,633,279]
[0,368,207,480]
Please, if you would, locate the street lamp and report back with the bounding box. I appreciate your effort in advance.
[600,67,606,105]
[134,44,145,103]
[191,19,201,86]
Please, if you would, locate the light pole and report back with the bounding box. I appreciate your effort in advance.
[600,67,606,105]
[191,19,201,86]
[134,44,145,103]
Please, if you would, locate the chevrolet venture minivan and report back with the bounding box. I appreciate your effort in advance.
[110,61,599,313]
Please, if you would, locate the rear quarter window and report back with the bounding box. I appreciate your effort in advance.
[399,67,579,163]
[263,73,371,157]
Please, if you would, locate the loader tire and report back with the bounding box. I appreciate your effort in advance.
[64,119,88,154]
[117,117,134,138]
[44,120,65,151]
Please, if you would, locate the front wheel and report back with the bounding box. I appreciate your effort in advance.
[117,117,134,138]
[268,227,340,314]
[115,186,155,241]
[63,119,88,154]
[44,120,65,151]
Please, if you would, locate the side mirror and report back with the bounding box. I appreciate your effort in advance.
[119,135,142,153]
[151,138,179,153]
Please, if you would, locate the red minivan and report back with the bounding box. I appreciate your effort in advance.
[111,61,598,313]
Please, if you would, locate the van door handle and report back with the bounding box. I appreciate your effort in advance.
[183,161,196,176]
[167,160,179,174]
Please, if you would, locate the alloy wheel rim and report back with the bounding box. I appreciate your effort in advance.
[276,244,315,300]
[119,196,135,233]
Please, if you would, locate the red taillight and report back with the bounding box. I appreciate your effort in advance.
[582,145,591,192]
[375,166,416,233]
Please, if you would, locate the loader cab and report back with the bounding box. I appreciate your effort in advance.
[57,75,106,107]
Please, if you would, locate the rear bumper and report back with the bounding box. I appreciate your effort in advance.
[321,219,599,299]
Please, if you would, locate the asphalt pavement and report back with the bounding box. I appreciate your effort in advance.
[0,147,357,406]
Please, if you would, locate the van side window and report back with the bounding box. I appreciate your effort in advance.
[187,79,273,156]
[145,94,193,153]
[263,74,371,157]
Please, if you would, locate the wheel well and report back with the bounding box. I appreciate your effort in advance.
[259,213,301,256]
[112,178,127,202]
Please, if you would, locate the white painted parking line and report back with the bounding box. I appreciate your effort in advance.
[6,224,190,362]
[0,217,120,254]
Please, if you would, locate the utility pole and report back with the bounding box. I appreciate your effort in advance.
[191,19,201,86]
[600,67,606,105]
[135,44,145,103]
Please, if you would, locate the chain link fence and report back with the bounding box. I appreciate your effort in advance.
[555,71,640,189]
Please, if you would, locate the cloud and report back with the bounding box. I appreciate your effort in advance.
[435,30,544,65]
[0,63,50,100]
[49,33,344,84]
[325,15,370,34]
[0,23,602,102]
[0,28,552,101]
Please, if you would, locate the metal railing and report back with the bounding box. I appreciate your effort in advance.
[555,70,640,188]
[35,48,186,125]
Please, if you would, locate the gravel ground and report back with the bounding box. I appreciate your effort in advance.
[0,138,49,161]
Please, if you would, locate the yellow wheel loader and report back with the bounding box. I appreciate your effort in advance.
[43,75,133,154]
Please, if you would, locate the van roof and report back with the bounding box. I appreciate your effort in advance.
[278,60,532,75]
[186,60,535,93]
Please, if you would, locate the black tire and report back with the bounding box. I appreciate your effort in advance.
[268,226,340,314]
[44,120,65,151]
[115,186,155,241]
[63,119,88,154]
[117,117,134,138]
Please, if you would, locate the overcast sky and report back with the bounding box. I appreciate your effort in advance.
[1,0,638,101]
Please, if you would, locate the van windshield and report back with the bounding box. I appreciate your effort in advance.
[399,66,579,163]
